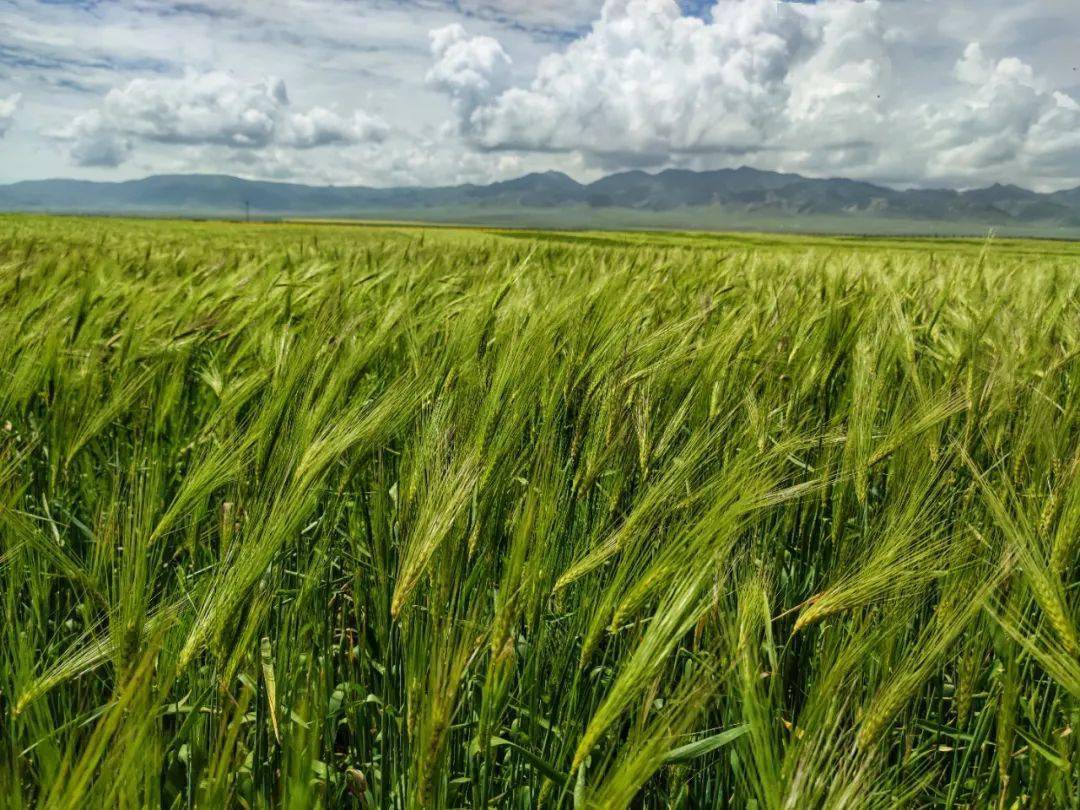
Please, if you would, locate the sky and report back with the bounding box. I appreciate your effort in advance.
[1,0,1079,191]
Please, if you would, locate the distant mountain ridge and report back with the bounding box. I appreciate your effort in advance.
[3,168,1080,235]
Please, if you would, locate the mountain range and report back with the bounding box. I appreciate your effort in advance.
[3,167,1080,236]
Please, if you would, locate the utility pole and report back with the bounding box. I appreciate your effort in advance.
[245,199,251,223]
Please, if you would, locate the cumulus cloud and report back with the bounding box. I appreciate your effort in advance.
[427,0,1080,187]
[427,24,513,138]
[428,0,870,158]
[7,0,1080,189]
[285,107,388,148]
[784,1,889,145]
[63,111,133,168]
[0,93,21,138]
[56,71,388,166]
[913,44,1080,184]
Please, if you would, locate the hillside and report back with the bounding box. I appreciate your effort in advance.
[3,169,1080,236]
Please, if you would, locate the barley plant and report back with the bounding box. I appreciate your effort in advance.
[1,214,1078,808]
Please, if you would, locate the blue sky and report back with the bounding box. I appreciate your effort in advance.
[1,0,1078,190]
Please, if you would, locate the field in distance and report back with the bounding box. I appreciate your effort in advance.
[2,215,1078,808]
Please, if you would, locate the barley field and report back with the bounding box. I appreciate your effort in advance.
[1,215,1078,808]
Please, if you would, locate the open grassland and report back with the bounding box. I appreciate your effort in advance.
[1,215,1079,808]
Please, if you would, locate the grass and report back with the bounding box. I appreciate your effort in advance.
[0,213,1078,808]
[285,206,1080,241]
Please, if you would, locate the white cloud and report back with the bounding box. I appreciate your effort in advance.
[427,24,513,138]
[428,0,869,159]
[0,94,21,138]
[285,107,388,149]
[784,1,889,146]
[427,0,1080,188]
[911,44,1080,186]
[63,110,133,168]
[4,0,1080,190]
[55,71,388,166]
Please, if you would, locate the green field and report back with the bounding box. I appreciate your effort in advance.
[2,215,1078,808]
[289,206,1080,241]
